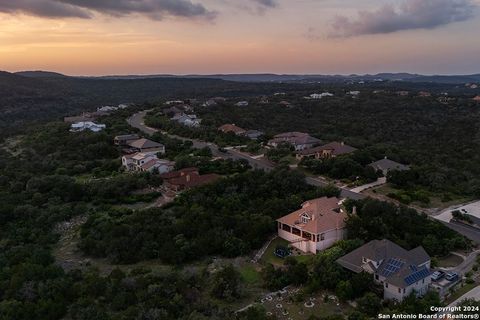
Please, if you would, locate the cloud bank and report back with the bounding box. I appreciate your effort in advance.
[0,0,216,20]
[252,0,277,8]
[330,0,477,37]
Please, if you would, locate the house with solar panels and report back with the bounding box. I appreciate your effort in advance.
[336,239,432,301]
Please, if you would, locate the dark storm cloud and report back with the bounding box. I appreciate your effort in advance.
[0,0,91,18]
[330,0,477,37]
[0,0,216,20]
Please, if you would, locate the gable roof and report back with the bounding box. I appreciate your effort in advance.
[277,197,346,234]
[297,142,357,156]
[369,158,410,172]
[336,239,431,288]
[127,138,164,149]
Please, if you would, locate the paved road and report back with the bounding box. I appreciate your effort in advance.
[127,110,365,200]
[128,111,276,170]
[432,201,480,245]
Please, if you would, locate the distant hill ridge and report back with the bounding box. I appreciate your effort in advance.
[10,70,480,84]
[14,70,68,78]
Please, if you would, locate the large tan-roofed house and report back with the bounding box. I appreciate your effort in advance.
[127,138,165,155]
[277,197,347,254]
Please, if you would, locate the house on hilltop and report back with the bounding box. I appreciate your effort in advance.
[296,142,357,160]
[336,239,431,302]
[277,197,347,254]
[235,101,249,107]
[310,93,334,99]
[70,122,106,132]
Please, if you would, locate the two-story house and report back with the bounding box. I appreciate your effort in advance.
[277,197,347,254]
[336,239,432,302]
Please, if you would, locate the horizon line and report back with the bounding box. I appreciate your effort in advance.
[8,70,480,78]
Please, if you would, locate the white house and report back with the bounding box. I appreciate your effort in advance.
[310,92,334,99]
[277,197,347,254]
[171,113,202,128]
[235,101,249,107]
[337,239,432,302]
[122,152,174,173]
[70,122,106,132]
[97,106,117,112]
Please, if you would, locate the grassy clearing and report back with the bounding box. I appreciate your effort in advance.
[240,265,261,284]
[259,237,315,266]
[260,238,290,266]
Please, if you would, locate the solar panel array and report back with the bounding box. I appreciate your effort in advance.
[380,258,405,277]
[404,267,430,286]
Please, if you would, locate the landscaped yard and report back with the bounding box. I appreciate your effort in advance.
[260,289,351,320]
[260,237,290,266]
[260,237,315,266]
[240,264,261,284]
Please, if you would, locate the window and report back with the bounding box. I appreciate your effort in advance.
[385,283,389,288]
[320,233,325,241]
[375,274,379,280]
[398,288,401,293]
[301,213,310,224]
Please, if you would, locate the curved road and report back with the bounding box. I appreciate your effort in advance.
[127,110,365,200]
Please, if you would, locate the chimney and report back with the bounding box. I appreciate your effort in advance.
[352,206,357,215]
[186,174,191,182]
[341,141,345,146]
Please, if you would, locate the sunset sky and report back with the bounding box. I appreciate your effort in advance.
[1,0,479,75]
